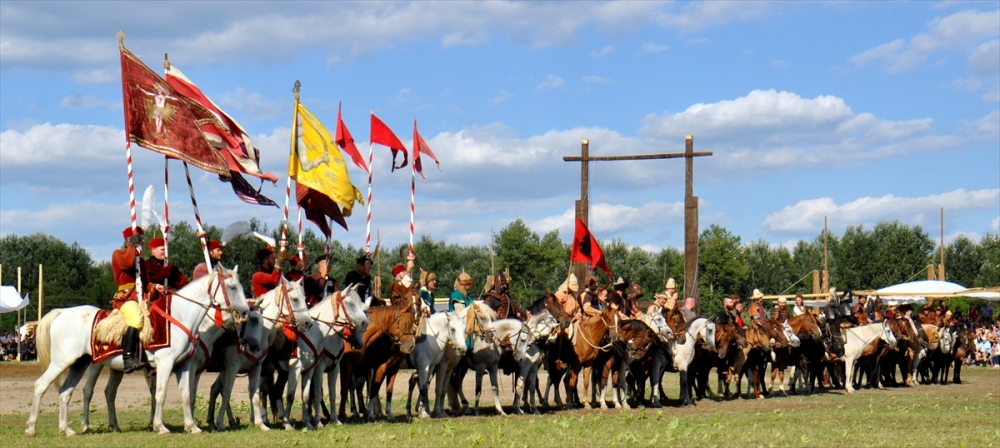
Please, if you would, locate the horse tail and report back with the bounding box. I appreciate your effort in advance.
[36,309,61,371]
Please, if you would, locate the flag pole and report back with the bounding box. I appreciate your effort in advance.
[281,81,301,259]
[118,30,144,306]
[162,54,171,268]
[408,118,416,261]
[366,110,374,255]
[297,204,304,259]
[183,162,213,269]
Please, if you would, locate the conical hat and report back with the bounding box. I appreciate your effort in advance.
[751,289,764,299]
[665,278,676,289]
[558,273,579,293]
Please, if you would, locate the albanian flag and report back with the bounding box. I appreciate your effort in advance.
[570,217,612,280]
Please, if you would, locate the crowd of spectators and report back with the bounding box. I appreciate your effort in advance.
[0,330,36,361]
[963,303,999,368]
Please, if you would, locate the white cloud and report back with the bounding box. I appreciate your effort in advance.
[71,68,117,85]
[968,39,1000,76]
[991,216,999,233]
[0,123,121,166]
[582,75,613,84]
[0,2,767,71]
[489,91,516,106]
[763,188,1000,234]
[590,45,614,57]
[952,76,982,92]
[636,42,668,56]
[217,88,284,121]
[536,75,565,91]
[849,9,1000,73]
[58,94,116,109]
[531,201,684,236]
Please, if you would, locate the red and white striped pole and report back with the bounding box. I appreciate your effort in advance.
[281,82,300,258]
[125,140,144,304]
[163,157,170,264]
[365,111,374,255]
[183,162,213,269]
[408,146,416,261]
[296,203,304,259]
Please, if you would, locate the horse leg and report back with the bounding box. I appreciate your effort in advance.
[54,360,88,437]
[419,364,433,419]
[365,365,384,421]
[283,361,299,430]
[177,369,203,434]
[151,358,175,434]
[247,364,270,431]
[489,364,505,416]
[220,364,242,430]
[473,367,485,416]
[26,356,76,437]
[327,361,342,426]
[434,364,451,417]
[338,361,352,421]
[81,364,103,434]
[384,367,400,421]
[207,374,222,431]
[581,366,592,408]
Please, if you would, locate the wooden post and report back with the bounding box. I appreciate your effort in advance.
[38,264,43,321]
[573,141,590,297]
[939,207,945,281]
[812,270,820,295]
[822,216,829,293]
[927,264,936,281]
[17,267,22,362]
[684,136,700,310]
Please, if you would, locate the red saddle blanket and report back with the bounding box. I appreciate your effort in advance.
[91,296,172,364]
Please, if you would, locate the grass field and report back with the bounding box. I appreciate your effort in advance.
[2,366,998,447]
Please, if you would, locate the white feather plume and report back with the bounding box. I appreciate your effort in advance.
[141,185,155,229]
[252,231,276,248]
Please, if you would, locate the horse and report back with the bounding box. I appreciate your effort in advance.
[767,321,802,396]
[26,266,251,436]
[691,316,739,401]
[594,319,659,409]
[336,300,417,421]
[843,321,898,394]
[666,317,716,406]
[365,288,421,421]
[562,302,622,409]
[405,305,479,418]
[918,324,952,385]
[950,325,973,384]
[512,309,559,415]
[636,311,673,407]
[206,277,315,431]
[724,322,770,400]
[261,285,368,430]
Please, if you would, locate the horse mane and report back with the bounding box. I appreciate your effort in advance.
[527,296,549,314]
[620,319,652,335]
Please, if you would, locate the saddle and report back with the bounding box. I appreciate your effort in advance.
[91,295,171,364]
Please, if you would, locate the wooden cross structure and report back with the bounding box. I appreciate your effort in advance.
[563,136,712,309]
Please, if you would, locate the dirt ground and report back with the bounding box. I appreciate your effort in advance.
[3,360,999,419]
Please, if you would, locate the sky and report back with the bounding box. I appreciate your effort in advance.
[1,1,998,262]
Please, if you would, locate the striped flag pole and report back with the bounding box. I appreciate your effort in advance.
[365,112,374,255]
[408,149,416,260]
[125,140,144,304]
[281,82,300,257]
[183,162,213,268]
[296,203,304,259]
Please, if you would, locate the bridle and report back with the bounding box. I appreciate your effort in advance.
[312,291,359,335]
[386,304,417,348]
[166,270,246,328]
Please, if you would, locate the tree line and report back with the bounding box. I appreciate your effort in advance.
[1,219,997,330]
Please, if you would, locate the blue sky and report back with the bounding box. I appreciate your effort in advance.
[1,1,998,261]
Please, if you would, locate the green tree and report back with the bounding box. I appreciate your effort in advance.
[945,235,981,287]
[698,224,747,315]
[977,233,1000,288]
[495,219,569,305]
[744,239,795,297]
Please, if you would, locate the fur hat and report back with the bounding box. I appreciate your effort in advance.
[419,268,436,286]
[122,226,144,239]
[356,254,372,265]
[256,246,275,261]
[665,278,676,289]
[457,268,473,285]
[614,277,626,286]
[558,273,579,293]
[148,238,165,249]
[751,289,764,300]
[290,254,304,266]
[777,296,787,304]
[208,240,223,251]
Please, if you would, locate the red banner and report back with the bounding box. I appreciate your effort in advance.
[570,218,612,280]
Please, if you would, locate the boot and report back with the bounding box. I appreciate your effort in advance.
[122,327,141,373]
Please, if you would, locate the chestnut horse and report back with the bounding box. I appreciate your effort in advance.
[563,303,622,409]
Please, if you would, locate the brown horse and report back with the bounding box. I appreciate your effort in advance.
[362,289,420,421]
[594,319,658,409]
[563,303,621,409]
[336,303,417,421]
[692,316,740,401]
[728,322,772,399]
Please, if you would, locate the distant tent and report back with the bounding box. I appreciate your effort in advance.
[0,286,29,313]
[870,280,1000,304]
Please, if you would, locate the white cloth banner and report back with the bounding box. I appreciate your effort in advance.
[0,285,29,313]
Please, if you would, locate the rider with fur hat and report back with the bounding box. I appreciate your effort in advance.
[485,271,525,320]
[747,289,769,326]
[580,274,601,318]
[663,278,679,311]
[449,269,475,312]
[145,236,189,291]
[389,260,417,308]
[111,226,160,373]
[419,269,437,315]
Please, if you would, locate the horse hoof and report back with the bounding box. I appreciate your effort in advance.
[532,409,541,415]
[284,424,294,431]
[65,428,77,437]
[258,424,271,432]
[158,427,171,435]
[24,429,35,438]
[189,426,202,435]
[419,411,431,419]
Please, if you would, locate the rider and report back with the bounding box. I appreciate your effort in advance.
[485,272,525,320]
[344,254,374,302]
[792,294,807,317]
[192,240,224,280]
[648,292,668,315]
[852,295,870,325]
[680,297,697,323]
[111,226,161,373]
[284,253,307,282]
[554,273,581,322]
[579,275,599,318]
[419,269,437,315]
[748,289,768,326]
[771,296,789,323]
[734,300,748,330]
[449,269,474,312]
[305,258,334,307]
[251,246,284,298]
[389,261,417,308]
[145,237,189,292]
[663,278,678,312]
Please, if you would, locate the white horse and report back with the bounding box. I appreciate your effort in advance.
[26,267,251,436]
[272,285,369,430]
[80,283,266,435]
[513,310,559,415]
[304,285,370,428]
[406,308,473,418]
[635,312,673,407]
[207,277,314,432]
[455,317,530,417]
[668,317,716,406]
[843,321,898,394]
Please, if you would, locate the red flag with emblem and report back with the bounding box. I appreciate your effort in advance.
[119,44,229,176]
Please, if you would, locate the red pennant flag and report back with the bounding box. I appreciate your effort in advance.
[119,44,229,176]
[570,218,612,280]
[413,119,440,183]
[336,103,368,173]
[370,113,408,171]
[296,182,348,238]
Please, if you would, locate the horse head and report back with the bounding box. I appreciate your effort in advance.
[624,321,656,364]
[339,284,370,349]
[527,310,559,345]
[281,276,314,333]
[237,309,264,355]
[712,319,734,359]
[391,303,418,354]
[213,265,250,324]
[448,309,469,356]
[782,322,801,348]
[698,319,717,352]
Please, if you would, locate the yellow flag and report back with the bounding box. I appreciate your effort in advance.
[288,103,364,216]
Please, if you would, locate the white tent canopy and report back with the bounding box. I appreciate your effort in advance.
[868,280,1000,304]
[0,285,30,313]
